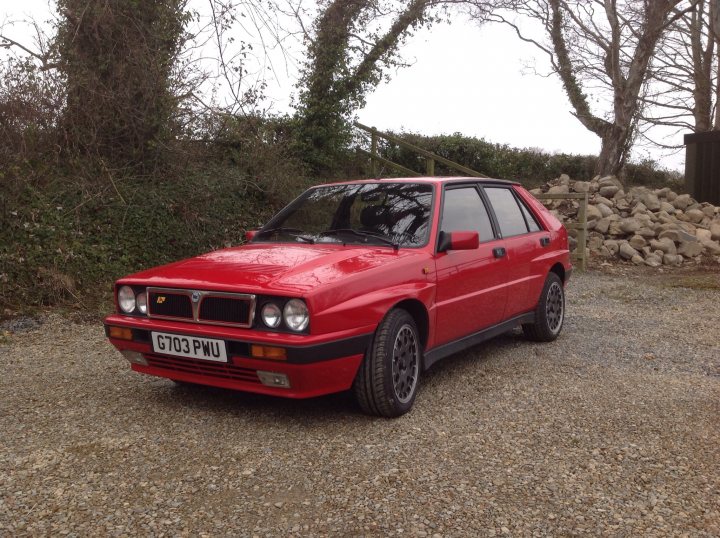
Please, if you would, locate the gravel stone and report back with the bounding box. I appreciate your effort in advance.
[1,271,718,536]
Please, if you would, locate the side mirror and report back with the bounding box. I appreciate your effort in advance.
[438,230,479,252]
[245,230,258,242]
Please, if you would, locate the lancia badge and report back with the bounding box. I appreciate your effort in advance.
[191,291,201,303]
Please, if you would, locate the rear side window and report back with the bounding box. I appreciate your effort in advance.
[518,198,542,232]
[484,187,529,237]
[440,187,495,242]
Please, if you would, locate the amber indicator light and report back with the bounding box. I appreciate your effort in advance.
[109,326,133,341]
[251,345,287,360]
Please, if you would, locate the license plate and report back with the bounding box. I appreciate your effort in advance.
[151,332,227,362]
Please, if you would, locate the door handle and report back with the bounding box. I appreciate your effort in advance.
[540,237,551,247]
[493,247,506,258]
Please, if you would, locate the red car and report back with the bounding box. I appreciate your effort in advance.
[105,178,570,417]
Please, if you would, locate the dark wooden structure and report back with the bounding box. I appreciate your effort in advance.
[684,131,720,205]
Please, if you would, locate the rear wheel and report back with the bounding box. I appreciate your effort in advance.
[353,309,421,417]
[523,272,565,342]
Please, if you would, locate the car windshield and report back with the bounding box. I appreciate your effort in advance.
[254,182,434,248]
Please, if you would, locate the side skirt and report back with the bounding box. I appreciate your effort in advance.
[423,312,535,370]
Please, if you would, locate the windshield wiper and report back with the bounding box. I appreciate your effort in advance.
[257,227,315,244]
[320,228,399,250]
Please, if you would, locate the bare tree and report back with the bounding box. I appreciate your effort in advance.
[471,0,696,176]
[641,0,718,146]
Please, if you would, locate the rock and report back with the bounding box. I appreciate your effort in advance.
[585,204,603,221]
[599,185,619,197]
[701,204,715,218]
[558,174,570,184]
[696,228,712,241]
[700,239,720,254]
[665,190,678,201]
[594,218,611,234]
[636,227,657,239]
[650,237,677,255]
[644,254,662,267]
[677,240,704,258]
[572,181,591,193]
[588,236,604,251]
[672,194,692,210]
[711,222,720,241]
[660,201,675,213]
[596,203,614,218]
[598,176,623,189]
[548,185,570,195]
[631,202,648,215]
[620,218,641,234]
[631,254,645,265]
[629,235,647,250]
[529,188,543,196]
[639,192,661,211]
[663,253,680,265]
[619,242,640,260]
[685,208,705,223]
[659,229,696,243]
[593,195,615,207]
[604,239,620,255]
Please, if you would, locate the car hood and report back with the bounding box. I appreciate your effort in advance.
[120,243,428,296]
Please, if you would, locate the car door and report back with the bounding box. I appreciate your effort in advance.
[483,186,546,318]
[433,184,509,346]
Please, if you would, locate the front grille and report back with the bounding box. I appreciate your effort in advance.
[148,291,193,319]
[146,287,256,327]
[145,354,260,384]
[199,296,251,325]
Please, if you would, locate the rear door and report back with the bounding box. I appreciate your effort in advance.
[483,186,546,318]
[433,184,509,346]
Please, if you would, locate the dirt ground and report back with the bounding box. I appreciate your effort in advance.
[1,269,719,536]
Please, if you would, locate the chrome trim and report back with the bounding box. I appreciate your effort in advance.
[146,287,256,328]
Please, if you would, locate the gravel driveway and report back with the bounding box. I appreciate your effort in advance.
[1,270,719,536]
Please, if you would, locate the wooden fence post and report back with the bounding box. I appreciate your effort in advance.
[426,158,435,176]
[370,128,378,178]
[577,193,588,272]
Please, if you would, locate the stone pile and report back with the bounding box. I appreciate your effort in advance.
[531,175,720,267]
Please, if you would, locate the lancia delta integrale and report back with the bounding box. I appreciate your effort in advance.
[105,178,570,417]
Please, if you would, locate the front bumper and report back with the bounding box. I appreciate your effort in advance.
[104,315,372,398]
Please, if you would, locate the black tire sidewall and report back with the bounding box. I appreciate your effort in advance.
[537,272,565,341]
[375,310,421,416]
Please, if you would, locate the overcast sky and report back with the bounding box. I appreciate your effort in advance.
[2,1,686,172]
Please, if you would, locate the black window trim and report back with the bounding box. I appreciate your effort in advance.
[436,182,500,253]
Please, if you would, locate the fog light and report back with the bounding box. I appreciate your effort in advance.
[257,371,290,388]
[120,350,148,366]
[251,345,287,360]
[109,326,133,340]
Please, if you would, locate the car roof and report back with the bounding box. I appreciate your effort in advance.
[314,176,521,188]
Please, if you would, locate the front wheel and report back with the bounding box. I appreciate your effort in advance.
[523,272,565,342]
[353,309,422,417]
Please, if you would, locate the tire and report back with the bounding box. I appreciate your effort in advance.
[353,309,422,418]
[523,272,565,342]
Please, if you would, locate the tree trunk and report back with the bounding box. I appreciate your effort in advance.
[595,126,630,177]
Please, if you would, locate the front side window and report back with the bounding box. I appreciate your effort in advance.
[440,186,495,242]
[255,183,433,248]
[484,187,530,237]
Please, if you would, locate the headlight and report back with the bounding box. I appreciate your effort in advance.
[261,302,282,328]
[283,299,309,332]
[136,292,147,314]
[118,286,136,314]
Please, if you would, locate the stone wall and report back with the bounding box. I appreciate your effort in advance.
[531,175,720,267]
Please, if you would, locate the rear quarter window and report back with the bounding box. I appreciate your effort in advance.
[484,187,529,237]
